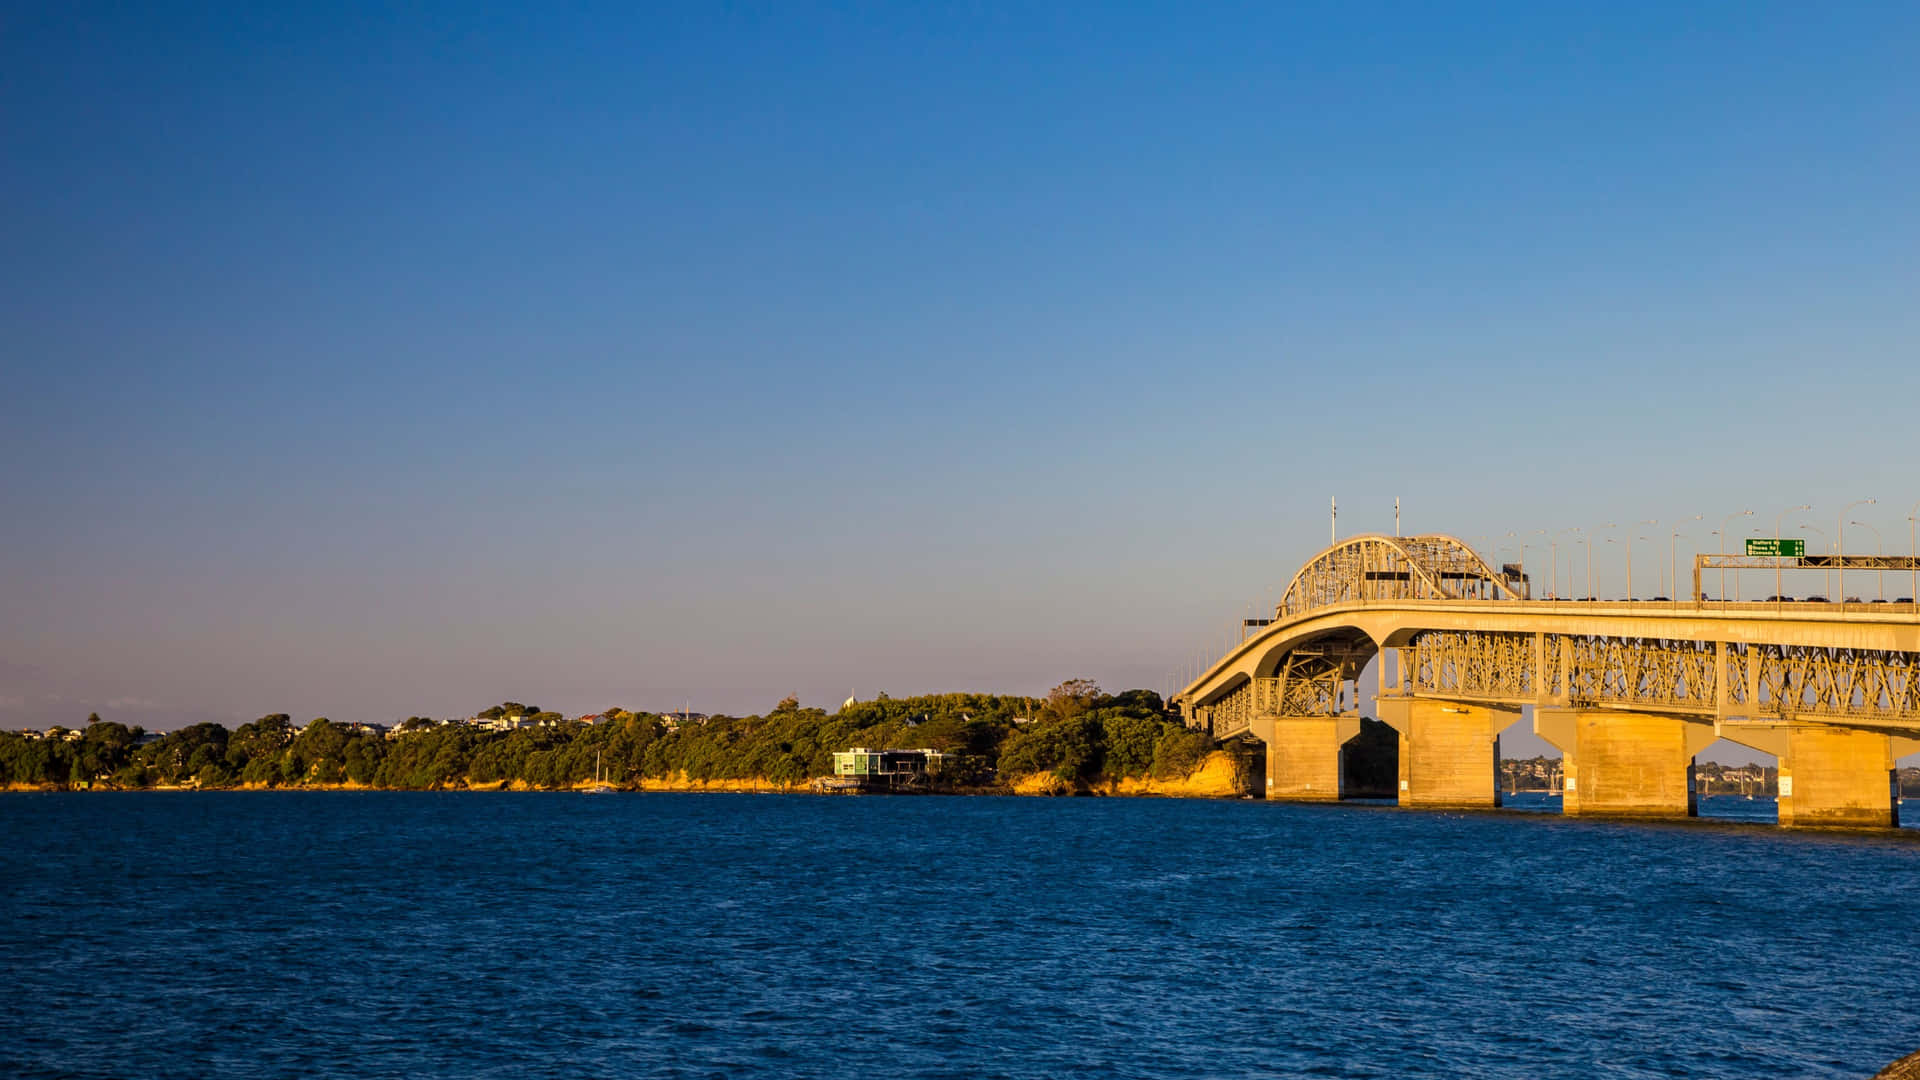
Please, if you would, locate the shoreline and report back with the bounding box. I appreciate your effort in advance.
[2,751,1256,798]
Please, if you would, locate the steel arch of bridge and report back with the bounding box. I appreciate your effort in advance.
[1275,534,1522,620]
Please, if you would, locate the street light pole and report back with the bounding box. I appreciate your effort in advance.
[1851,521,1884,601]
[1839,498,1876,604]
[1611,538,1634,601]
[1554,527,1580,600]
[1672,515,1700,609]
[1910,500,1920,612]
[1627,519,1656,601]
[1800,525,1828,599]
[1719,509,1752,602]
[1534,528,1551,599]
[1589,523,1616,600]
[1775,504,1811,610]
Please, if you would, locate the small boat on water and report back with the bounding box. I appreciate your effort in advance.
[584,750,616,794]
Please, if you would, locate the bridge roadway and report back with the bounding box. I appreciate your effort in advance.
[1175,533,1920,827]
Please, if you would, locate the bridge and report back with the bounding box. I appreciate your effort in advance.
[1174,534,1920,827]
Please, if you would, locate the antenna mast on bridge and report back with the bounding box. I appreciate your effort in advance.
[1395,497,1401,537]
[1331,496,1337,545]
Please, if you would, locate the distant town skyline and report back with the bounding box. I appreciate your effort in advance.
[5,3,1918,768]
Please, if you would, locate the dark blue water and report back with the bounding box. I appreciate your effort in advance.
[1503,791,1788,825]
[5,793,1919,1079]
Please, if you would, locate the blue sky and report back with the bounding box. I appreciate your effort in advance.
[4,2,1918,760]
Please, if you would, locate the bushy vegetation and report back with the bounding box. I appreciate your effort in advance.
[0,684,1219,792]
[995,686,1213,783]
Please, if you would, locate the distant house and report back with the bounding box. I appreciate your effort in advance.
[659,711,707,730]
[828,747,950,790]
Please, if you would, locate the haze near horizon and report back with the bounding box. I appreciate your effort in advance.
[5,3,1918,764]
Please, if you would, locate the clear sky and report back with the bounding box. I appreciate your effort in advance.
[4,3,1918,760]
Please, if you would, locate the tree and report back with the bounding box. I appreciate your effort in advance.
[78,721,139,782]
[1095,709,1161,778]
[1150,726,1215,780]
[86,712,103,726]
[1043,679,1102,723]
[998,714,1100,780]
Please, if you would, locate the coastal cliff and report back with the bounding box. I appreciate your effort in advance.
[1008,750,1252,798]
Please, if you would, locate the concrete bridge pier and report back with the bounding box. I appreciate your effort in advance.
[1248,713,1361,800]
[1533,708,1714,818]
[1717,725,1917,828]
[1374,697,1514,809]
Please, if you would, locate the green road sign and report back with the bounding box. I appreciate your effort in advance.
[1746,538,1805,557]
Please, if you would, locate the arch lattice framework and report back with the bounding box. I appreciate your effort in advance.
[1274,534,1523,621]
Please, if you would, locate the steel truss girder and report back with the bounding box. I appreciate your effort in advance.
[1396,630,1920,729]
[1407,630,1535,700]
[1197,681,1255,739]
[1195,646,1368,737]
[1561,635,1716,712]
[1256,651,1349,718]
[1750,643,1920,725]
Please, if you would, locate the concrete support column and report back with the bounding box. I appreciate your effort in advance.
[1247,713,1361,801]
[1533,708,1715,818]
[1720,723,1902,828]
[1375,697,1513,809]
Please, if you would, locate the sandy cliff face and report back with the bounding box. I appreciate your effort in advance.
[1009,751,1252,798]
[1104,751,1248,797]
[631,772,806,793]
[1011,772,1076,796]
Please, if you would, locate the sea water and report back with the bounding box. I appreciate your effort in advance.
[3,792,1917,1078]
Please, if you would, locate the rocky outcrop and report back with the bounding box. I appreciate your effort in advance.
[1873,1050,1920,1079]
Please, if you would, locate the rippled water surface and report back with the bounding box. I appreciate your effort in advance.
[4,792,1919,1079]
